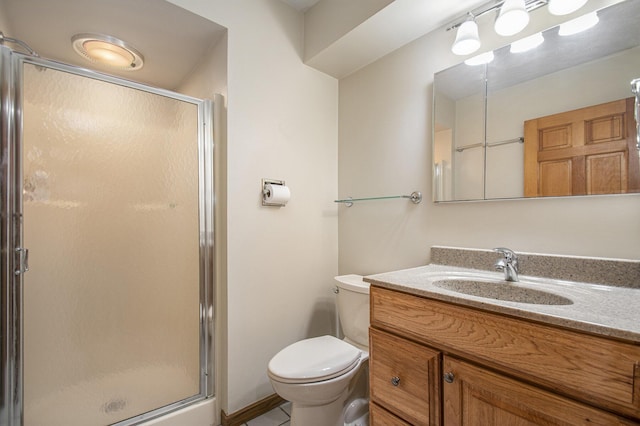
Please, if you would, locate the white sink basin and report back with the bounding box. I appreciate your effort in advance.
[433,278,573,305]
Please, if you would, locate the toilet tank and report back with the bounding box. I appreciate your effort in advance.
[335,274,370,350]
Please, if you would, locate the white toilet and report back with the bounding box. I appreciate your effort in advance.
[268,274,370,426]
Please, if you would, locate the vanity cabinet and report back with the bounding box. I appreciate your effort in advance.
[369,286,640,425]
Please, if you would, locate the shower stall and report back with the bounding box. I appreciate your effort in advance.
[0,46,215,425]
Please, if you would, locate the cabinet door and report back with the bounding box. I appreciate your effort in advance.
[370,328,441,425]
[443,356,637,426]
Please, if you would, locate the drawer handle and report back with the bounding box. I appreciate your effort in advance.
[390,376,401,386]
[443,372,455,383]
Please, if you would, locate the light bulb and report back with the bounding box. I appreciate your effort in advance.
[452,19,481,55]
[83,41,135,67]
[495,0,530,36]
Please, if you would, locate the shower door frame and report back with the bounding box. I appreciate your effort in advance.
[0,46,215,426]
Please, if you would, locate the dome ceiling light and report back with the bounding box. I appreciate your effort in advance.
[72,33,144,71]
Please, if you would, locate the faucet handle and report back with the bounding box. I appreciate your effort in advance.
[493,247,519,281]
[493,247,517,263]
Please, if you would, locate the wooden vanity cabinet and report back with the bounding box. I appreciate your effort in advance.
[369,286,640,425]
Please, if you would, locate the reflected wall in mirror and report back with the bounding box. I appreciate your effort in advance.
[433,0,640,202]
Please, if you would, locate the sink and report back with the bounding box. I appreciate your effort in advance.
[433,279,573,305]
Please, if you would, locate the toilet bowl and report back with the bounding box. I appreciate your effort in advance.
[267,274,370,426]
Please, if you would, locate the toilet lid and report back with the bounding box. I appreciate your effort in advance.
[268,335,361,384]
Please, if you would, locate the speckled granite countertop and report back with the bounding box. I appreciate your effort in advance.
[365,252,640,343]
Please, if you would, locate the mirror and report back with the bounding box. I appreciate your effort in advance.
[433,0,640,202]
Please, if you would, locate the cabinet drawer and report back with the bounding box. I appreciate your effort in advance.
[369,328,440,425]
[371,286,640,419]
[370,402,412,426]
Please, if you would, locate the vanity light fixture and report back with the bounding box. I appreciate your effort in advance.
[558,11,599,36]
[452,15,481,55]
[548,0,588,15]
[72,33,144,71]
[464,51,495,65]
[494,0,530,36]
[510,32,544,53]
[448,0,589,56]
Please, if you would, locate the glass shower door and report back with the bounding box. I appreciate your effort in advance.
[13,57,212,426]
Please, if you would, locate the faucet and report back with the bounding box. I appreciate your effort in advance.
[493,247,519,282]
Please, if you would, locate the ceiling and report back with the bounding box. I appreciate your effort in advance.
[281,0,322,12]
[0,0,504,86]
[0,0,226,90]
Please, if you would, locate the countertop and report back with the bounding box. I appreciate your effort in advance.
[365,264,640,343]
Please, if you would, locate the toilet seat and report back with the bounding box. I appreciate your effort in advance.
[268,335,361,384]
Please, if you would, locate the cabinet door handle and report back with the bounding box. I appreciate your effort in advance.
[443,372,455,383]
[391,376,400,386]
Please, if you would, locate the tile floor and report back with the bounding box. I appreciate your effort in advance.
[243,402,291,426]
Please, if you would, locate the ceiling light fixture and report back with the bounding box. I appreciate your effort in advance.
[72,33,144,71]
[452,15,481,55]
[495,0,530,36]
[548,0,588,15]
[447,0,589,56]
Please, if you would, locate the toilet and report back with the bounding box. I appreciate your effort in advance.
[268,274,370,426]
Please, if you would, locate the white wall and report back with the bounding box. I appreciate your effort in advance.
[178,33,228,99]
[0,2,12,34]
[338,6,640,275]
[168,0,338,415]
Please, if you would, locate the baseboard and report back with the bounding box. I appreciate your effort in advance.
[221,393,286,426]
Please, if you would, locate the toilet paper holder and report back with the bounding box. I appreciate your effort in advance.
[262,178,289,207]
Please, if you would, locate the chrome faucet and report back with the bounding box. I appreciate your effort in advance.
[493,247,519,282]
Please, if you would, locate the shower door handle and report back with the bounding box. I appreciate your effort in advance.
[15,247,29,275]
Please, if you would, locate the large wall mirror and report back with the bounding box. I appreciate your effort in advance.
[433,0,640,202]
